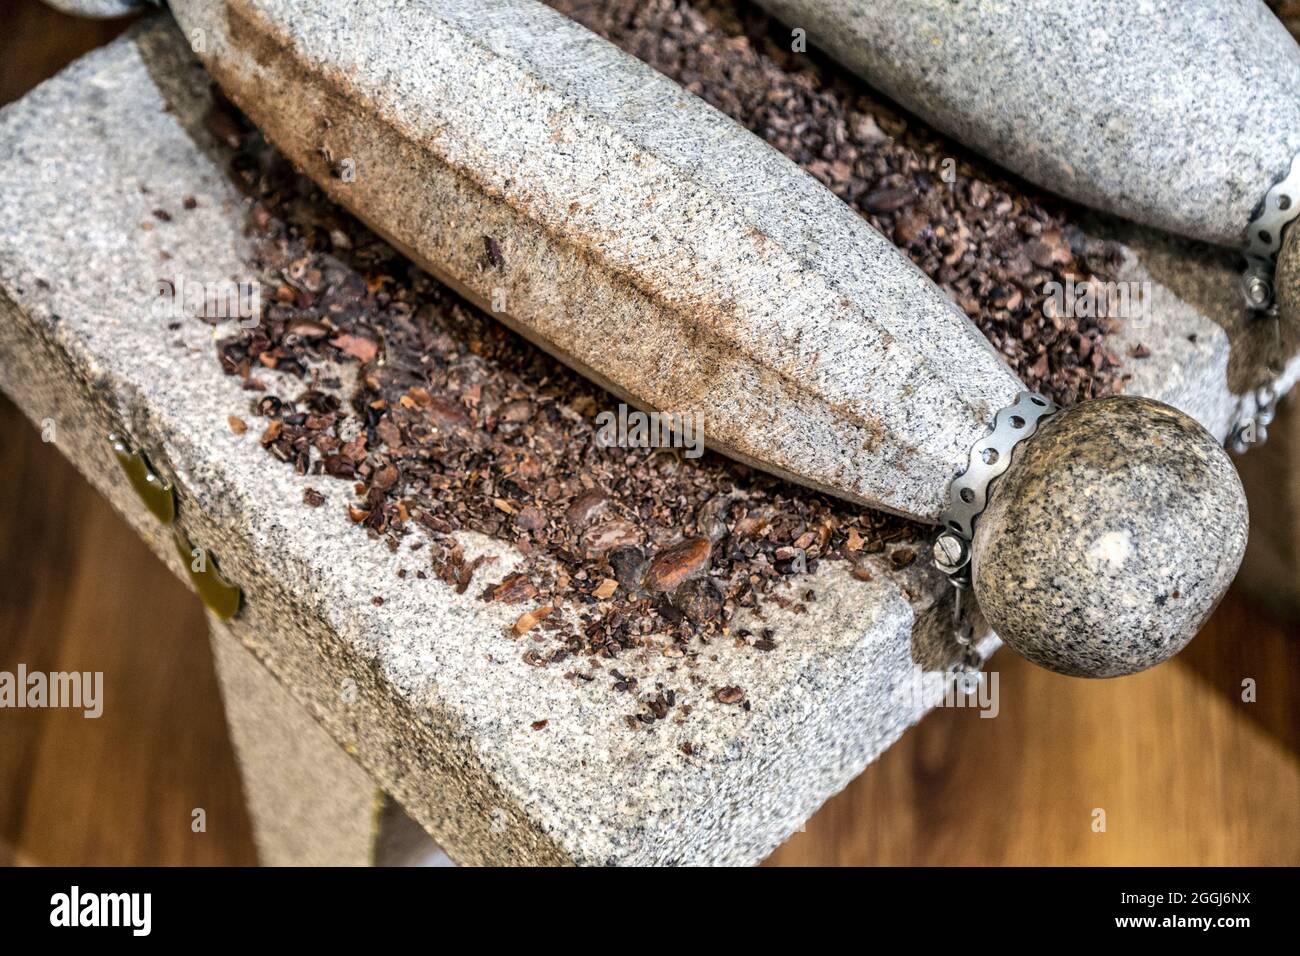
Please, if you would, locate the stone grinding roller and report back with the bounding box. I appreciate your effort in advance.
[756,0,1300,350]
[143,0,1245,677]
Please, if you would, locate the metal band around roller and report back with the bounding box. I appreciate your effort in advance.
[932,391,1058,586]
[1242,151,1300,310]
[1230,153,1298,448]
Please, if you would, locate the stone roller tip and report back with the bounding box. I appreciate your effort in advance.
[1270,220,1300,336]
[968,396,1248,679]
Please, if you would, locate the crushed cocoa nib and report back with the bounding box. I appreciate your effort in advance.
[671,577,723,624]
[862,186,915,214]
[513,606,554,637]
[715,686,746,705]
[888,547,917,569]
[565,489,609,531]
[607,546,647,589]
[581,519,641,555]
[330,332,379,364]
[433,545,493,594]
[513,504,547,533]
[205,95,245,150]
[490,573,540,605]
[205,0,1132,728]
[643,537,712,592]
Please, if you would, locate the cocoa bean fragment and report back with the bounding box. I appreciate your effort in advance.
[644,537,712,592]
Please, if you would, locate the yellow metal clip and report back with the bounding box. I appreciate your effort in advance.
[108,433,176,524]
[172,527,242,621]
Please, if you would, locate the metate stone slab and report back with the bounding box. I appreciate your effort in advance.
[757,0,1300,248]
[1,18,1295,865]
[1088,221,1300,434]
[0,18,985,867]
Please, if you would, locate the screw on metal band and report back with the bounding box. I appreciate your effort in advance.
[1243,152,1300,310]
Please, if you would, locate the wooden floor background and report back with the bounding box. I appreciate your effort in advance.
[2,0,1298,867]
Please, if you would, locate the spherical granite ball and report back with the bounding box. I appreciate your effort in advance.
[971,396,1247,678]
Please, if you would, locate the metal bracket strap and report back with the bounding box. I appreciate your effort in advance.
[934,391,1059,568]
[932,391,1058,670]
[1228,155,1297,449]
[1242,151,1300,310]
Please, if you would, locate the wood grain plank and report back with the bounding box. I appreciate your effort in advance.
[0,398,256,865]
[1,0,1297,867]
[767,600,1300,866]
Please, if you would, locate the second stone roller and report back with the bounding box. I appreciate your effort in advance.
[756,0,1300,325]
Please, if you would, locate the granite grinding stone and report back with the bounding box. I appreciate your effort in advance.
[971,397,1249,677]
[756,0,1300,248]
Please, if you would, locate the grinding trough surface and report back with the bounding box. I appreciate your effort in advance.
[0,16,1295,864]
[0,18,983,866]
[757,0,1300,248]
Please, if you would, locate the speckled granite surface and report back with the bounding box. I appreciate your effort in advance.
[168,0,1027,523]
[0,14,1295,864]
[757,0,1300,248]
[0,17,986,866]
[208,616,385,866]
[972,397,1249,678]
[41,0,144,17]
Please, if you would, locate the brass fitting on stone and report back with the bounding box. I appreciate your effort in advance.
[108,433,242,620]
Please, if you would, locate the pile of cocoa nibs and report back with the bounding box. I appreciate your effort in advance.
[208,104,918,730]
[206,0,1133,728]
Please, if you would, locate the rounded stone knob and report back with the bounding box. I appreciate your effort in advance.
[971,396,1247,678]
